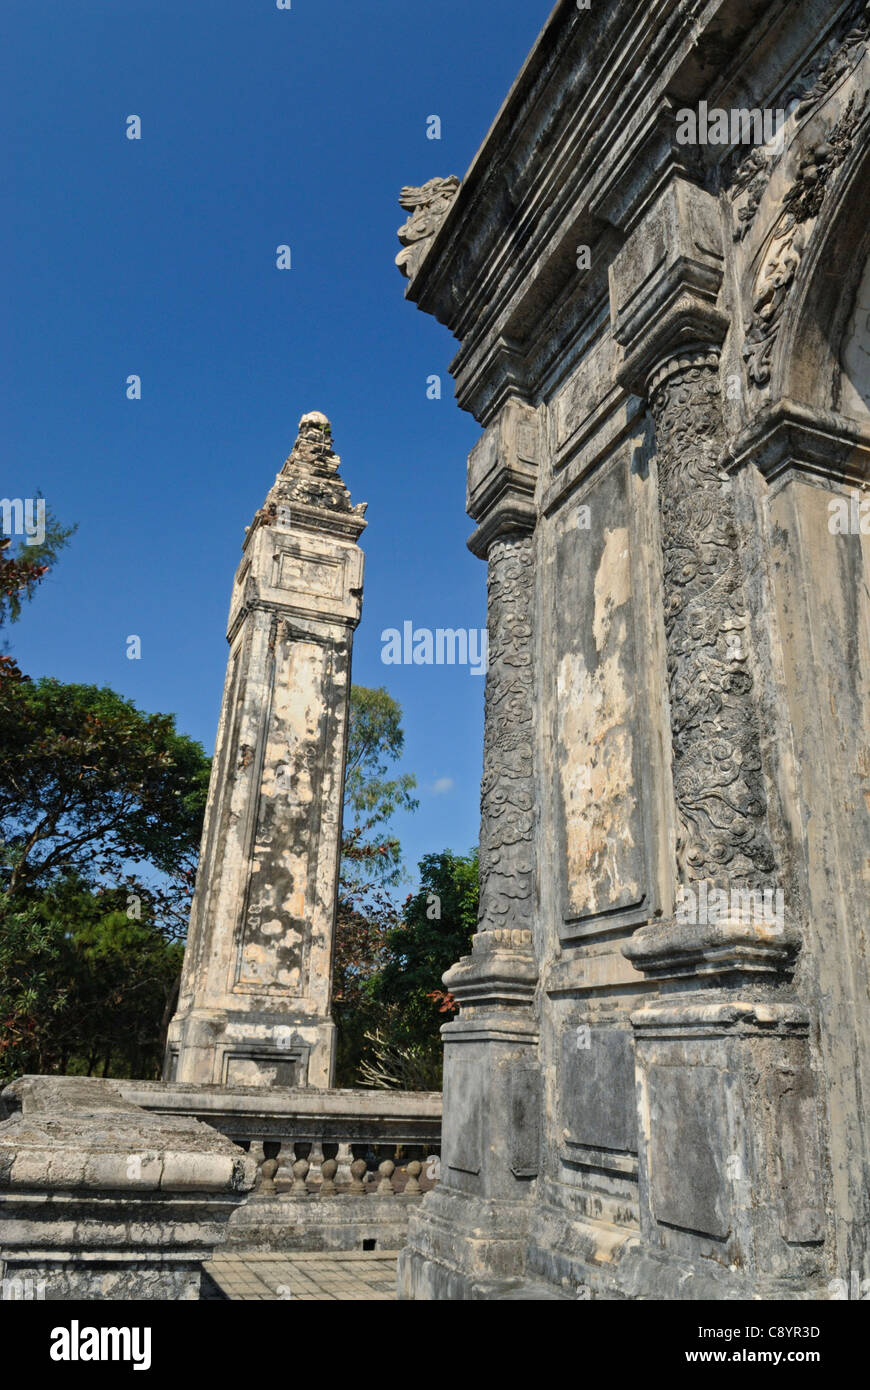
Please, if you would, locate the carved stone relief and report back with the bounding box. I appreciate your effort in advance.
[648,349,776,887]
[743,94,868,387]
[395,176,461,281]
[477,534,536,932]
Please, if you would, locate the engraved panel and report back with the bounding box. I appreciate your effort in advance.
[275,548,343,600]
[223,1049,306,1088]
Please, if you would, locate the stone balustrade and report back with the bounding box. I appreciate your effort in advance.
[253,1145,437,1197]
[1,1078,442,1265]
[113,1079,441,1168]
[115,1079,442,1254]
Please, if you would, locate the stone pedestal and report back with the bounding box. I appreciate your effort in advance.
[0,1077,255,1301]
[166,413,367,1089]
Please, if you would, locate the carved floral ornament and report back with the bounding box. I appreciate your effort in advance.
[727,0,870,390]
[731,0,870,240]
[477,535,535,933]
[743,91,869,387]
[648,350,777,886]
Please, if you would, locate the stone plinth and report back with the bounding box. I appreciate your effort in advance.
[166,412,367,1089]
[0,1077,255,1301]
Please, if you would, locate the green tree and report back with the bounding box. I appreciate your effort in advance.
[0,878,183,1084]
[0,503,74,682]
[359,849,479,1089]
[332,686,418,1083]
[0,895,69,1082]
[341,685,418,891]
[0,523,204,1083]
[0,678,210,924]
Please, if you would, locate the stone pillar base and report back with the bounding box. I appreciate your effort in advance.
[166,1009,334,1088]
[398,1187,534,1300]
[523,1201,832,1300]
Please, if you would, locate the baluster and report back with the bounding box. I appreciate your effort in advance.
[349,1158,368,1194]
[274,1142,296,1194]
[404,1160,422,1195]
[248,1140,266,1190]
[320,1158,338,1195]
[335,1141,353,1189]
[259,1158,279,1195]
[376,1159,396,1195]
[307,1138,325,1187]
[291,1157,311,1194]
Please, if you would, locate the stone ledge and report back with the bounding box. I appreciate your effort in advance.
[0,1076,256,1301]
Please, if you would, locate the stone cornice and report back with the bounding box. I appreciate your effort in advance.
[610,175,730,394]
[726,396,870,485]
[467,500,537,560]
[623,913,800,980]
[442,939,538,1011]
[403,2,792,418]
[466,398,540,557]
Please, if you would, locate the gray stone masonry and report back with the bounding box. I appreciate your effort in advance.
[396,0,870,1301]
[0,1076,256,1300]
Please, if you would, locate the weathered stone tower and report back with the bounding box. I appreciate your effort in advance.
[166,412,366,1088]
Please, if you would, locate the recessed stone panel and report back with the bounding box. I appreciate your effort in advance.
[275,548,344,600]
[648,1064,729,1241]
[560,1026,637,1154]
[553,454,648,935]
[444,1059,483,1175]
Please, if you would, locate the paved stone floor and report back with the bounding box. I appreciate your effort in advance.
[205,1250,399,1301]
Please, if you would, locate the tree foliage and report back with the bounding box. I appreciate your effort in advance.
[0,878,183,1084]
[0,678,210,919]
[0,521,202,1083]
[0,504,74,682]
[341,685,418,891]
[362,850,479,1088]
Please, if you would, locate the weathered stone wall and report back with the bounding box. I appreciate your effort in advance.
[396,0,870,1300]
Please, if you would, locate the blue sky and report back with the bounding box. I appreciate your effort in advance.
[1,0,549,889]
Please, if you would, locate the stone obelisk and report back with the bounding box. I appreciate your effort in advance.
[166,412,366,1088]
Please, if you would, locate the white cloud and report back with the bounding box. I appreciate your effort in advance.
[432,777,454,795]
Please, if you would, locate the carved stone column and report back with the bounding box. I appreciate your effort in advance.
[439,401,540,1196]
[473,531,535,938]
[610,179,823,1290]
[398,400,541,1299]
[625,345,794,976]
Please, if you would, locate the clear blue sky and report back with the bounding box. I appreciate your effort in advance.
[1,0,549,888]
